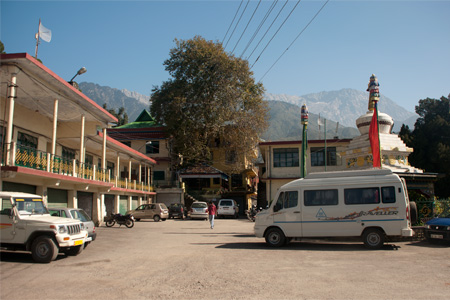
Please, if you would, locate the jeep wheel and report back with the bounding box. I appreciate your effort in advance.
[66,245,83,256]
[153,215,161,222]
[265,228,286,247]
[31,236,59,263]
[363,228,385,249]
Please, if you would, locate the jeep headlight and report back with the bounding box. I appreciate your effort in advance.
[58,225,67,234]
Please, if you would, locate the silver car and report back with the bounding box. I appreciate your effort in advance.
[190,201,208,220]
[49,207,96,247]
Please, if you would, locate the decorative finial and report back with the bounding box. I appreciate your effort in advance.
[301,104,308,125]
[366,74,380,111]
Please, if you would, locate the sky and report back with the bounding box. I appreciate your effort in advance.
[1,0,449,113]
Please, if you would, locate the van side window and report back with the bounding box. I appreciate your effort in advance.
[344,188,380,205]
[304,190,338,206]
[274,191,298,212]
[381,186,396,203]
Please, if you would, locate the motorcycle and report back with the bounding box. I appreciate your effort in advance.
[106,213,135,228]
[246,205,260,222]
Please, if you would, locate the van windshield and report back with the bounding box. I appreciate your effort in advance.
[14,197,49,215]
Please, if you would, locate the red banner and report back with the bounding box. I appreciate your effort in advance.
[369,104,381,167]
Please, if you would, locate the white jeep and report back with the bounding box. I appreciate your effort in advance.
[0,191,88,263]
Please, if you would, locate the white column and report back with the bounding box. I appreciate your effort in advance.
[79,115,85,173]
[51,99,58,155]
[5,70,18,165]
[102,128,107,170]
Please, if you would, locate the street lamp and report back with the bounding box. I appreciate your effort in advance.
[69,67,87,87]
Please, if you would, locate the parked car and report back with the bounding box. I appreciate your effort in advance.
[49,207,96,248]
[168,203,186,219]
[190,201,208,220]
[127,203,169,222]
[425,213,450,244]
[217,199,239,219]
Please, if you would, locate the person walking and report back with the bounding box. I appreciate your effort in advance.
[208,201,216,229]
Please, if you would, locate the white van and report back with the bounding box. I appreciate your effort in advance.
[254,169,416,249]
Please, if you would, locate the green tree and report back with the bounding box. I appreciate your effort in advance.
[406,95,450,197]
[151,36,269,166]
[103,104,129,126]
[0,40,5,54]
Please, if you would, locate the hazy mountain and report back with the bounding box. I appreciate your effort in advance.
[79,82,149,121]
[78,82,416,140]
[264,89,418,132]
[262,101,359,141]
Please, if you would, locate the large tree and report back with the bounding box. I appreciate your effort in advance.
[102,104,129,126]
[400,95,450,197]
[151,36,269,166]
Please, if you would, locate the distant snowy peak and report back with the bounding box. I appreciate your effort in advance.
[121,89,150,105]
[264,88,417,130]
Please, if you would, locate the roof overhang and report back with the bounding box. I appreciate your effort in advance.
[0,53,118,124]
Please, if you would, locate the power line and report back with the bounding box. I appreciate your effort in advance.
[224,0,250,50]
[231,0,262,55]
[250,0,303,69]
[222,0,244,44]
[258,0,330,82]
[240,0,278,59]
[246,0,289,61]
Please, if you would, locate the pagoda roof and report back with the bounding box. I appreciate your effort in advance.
[113,110,162,129]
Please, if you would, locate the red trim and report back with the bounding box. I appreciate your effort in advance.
[98,131,157,164]
[0,53,118,123]
[110,187,156,195]
[1,166,113,187]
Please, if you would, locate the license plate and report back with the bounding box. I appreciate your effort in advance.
[431,234,443,239]
[223,207,229,210]
[74,240,84,246]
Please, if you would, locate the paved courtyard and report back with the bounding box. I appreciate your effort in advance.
[1,218,449,300]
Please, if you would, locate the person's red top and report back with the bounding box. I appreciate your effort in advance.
[208,203,216,215]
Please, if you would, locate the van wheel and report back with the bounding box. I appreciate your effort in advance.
[265,228,286,247]
[153,215,161,222]
[409,201,418,224]
[31,236,59,263]
[363,228,385,249]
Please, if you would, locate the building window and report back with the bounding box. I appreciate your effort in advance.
[107,161,115,174]
[17,132,37,149]
[226,150,237,164]
[62,147,76,160]
[231,174,242,188]
[122,141,131,147]
[153,171,165,181]
[310,147,337,166]
[273,148,299,167]
[146,141,159,154]
[85,154,93,166]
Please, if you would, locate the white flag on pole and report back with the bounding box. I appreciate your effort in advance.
[39,22,52,43]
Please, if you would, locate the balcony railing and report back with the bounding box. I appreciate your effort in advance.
[3,143,153,192]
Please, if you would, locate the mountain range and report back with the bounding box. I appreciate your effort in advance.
[79,82,417,141]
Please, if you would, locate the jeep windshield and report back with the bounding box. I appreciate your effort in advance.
[14,197,49,215]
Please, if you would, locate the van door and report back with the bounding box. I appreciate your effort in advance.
[273,191,301,237]
[301,189,341,237]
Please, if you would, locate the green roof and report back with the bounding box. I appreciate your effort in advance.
[114,110,162,129]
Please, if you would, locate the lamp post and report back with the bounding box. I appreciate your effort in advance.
[68,67,87,87]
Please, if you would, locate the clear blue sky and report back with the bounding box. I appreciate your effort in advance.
[1,0,449,113]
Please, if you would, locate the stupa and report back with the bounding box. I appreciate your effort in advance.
[340,75,423,173]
